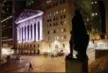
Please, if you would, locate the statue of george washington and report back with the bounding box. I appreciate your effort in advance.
[67,9,90,62]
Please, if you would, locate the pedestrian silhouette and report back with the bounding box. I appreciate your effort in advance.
[29,62,33,72]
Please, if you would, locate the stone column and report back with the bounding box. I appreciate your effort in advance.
[24,26,26,42]
[40,18,43,41]
[21,26,23,43]
[20,27,22,43]
[32,23,34,41]
[36,21,38,41]
[23,25,25,43]
[26,25,28,42]
[29,25,31,41]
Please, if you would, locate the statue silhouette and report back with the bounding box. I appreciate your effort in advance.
[69,9,90,62]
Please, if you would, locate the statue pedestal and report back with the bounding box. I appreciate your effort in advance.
[65,56,88,73]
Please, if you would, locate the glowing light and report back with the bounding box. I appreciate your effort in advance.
[1,15,12,23]
[91,13,95,16]
[95,41,108,50]
[95,13,98,15]
[91,2,94,4]
[2,48,14,55]
[95,1,97,4]
[88,41,95,49]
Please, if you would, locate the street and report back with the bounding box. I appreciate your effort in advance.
[12,55,65,72]
[1,55,108,72]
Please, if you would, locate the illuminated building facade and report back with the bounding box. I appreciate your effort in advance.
[15,10,43,55]
[41,0,75,54]
[1,0,12,49]
[1,0,26,50]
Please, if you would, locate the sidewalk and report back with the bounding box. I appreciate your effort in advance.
[0,59,29,73]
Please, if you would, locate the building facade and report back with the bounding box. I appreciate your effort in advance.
[15,10,43,55]
[91,0,106,39]
[105,0,108,37]
[1,0,13,50]
[41,0,75,54]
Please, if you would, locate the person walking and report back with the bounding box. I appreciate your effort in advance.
[29,62,33,72]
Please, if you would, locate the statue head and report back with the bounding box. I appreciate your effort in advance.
[72,8,87,35]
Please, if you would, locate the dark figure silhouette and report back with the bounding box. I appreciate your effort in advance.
[70,9,89,62]
[29,62,33,71]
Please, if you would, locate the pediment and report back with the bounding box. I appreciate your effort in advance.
[15,9,43,24]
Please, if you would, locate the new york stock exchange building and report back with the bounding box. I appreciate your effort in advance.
[15,10,44,55]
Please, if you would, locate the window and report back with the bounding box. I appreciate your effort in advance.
[48,31,50,34]
[61,35,66,40]
[49,24,52,27]
[53,17,56,21]
[60,15,62,19]
[49,19,52,22]
[47,19,49,22]
[38,45,39,48]
[47,19,51,22]
[63,44,65,48]
[63,20,66,25]
[47,5,51,9]
[53,23,55,26]
[56,11,58,14]
[64,36,66,39]
[63,15,66,18]
[53,30,56,33]
[63,9,66,12]
[54,12,56,15]
[56,36,59,39]
[55,17,58,20]
[61,28,66,32]
[55,22,58,26]
[60,21,63,25]
[50,13,52,16]
[34,45,35,48]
